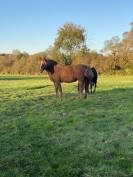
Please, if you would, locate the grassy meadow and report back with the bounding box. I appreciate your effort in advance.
[0,74,133,177]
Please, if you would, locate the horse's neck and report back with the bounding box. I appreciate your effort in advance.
[48,72,52,77]
[48,72,54,81]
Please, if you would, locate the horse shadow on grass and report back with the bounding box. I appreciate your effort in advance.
[26,85,52,90]
[30,86,133,114]
[4,86,133,109]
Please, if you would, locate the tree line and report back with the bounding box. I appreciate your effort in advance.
[0,22,133,75]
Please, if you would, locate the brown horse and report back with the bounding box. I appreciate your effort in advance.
[40,56,93,98]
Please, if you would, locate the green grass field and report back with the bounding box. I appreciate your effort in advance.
[0,75,133,177]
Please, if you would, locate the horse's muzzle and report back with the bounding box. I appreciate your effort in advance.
[40,69,43,73]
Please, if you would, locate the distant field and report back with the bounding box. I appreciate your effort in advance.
[0,75,133,177]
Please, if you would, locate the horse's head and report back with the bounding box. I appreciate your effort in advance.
[40,56,47,72]
[40,56,58,73]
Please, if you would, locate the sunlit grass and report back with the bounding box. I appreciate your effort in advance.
[0,75,133,177]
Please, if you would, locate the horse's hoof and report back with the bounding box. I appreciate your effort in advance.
[84,95,87,99]
[76,96,80,99]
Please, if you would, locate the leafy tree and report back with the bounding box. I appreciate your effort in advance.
[103,36,121,69]
[45,46,65,63]
[54,22,86,64]
[22,51,29,57]
[120,22,133,66]
[103,22,133,70]
[12,49,21,55]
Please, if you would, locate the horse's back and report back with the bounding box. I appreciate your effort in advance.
[55,65,77,82]
[54,64,89,83]
[91,67,97,76]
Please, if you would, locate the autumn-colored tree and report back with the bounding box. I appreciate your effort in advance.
[120,22,133,67]
[45,46,65,63]
[54,22,86,64]
[103,22,133,70]
[103,36,121,69]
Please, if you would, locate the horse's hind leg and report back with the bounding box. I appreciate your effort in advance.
[90,81,93,94]
[78,80,84,98]
[93,80,97,93]
[93,83,96,93]
[77,82,79,92]
[84,78,89,98]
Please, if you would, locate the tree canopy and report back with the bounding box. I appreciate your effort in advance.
[54,23,86,64]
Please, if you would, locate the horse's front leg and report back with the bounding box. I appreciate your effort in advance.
[58,83,63,98]
[54,83,59,97]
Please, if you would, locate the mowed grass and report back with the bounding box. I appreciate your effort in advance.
[0,75,133,177]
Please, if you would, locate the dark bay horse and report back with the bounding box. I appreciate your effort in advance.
[85,67,98,94]
[40,56,93,98]
[89,67,98,93]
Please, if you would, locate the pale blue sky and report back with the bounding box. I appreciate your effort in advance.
[0,0,133,54]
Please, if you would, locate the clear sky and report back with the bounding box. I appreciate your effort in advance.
[0,0,133,54]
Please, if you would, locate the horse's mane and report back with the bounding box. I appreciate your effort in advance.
[45,59,58,73]
[46,59,58,65]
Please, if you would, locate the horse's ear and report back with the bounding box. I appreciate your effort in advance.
[40,56,46,64]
